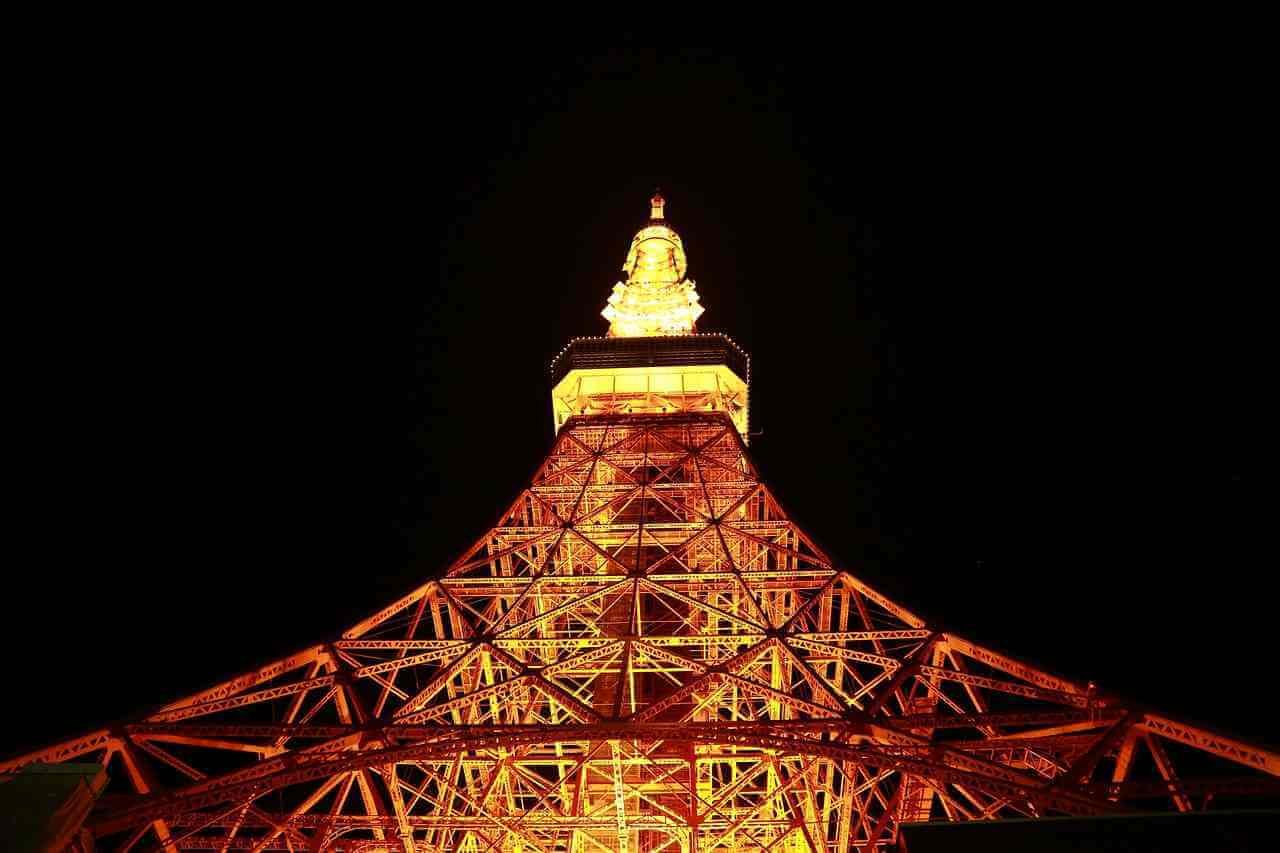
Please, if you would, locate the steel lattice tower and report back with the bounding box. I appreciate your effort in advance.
[4,193,1277,851]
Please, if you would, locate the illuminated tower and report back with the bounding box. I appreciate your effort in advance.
[552,191,748,439]
[4,194,1277,851]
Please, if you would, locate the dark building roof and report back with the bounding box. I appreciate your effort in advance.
[897,809,1280,852]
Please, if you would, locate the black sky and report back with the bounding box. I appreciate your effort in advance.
[4,47,1270,759]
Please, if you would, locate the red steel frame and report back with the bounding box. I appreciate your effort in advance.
[3,412,1277,851]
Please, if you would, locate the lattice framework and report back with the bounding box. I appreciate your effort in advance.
[4,413,1277,851]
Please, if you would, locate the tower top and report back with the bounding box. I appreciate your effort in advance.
[601,193,704,338]
[553,192,749,440]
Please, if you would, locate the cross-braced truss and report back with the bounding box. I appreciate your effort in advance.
[4,413,1278,851]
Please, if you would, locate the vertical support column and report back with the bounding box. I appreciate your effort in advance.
[355,768,390,847]
[610,740,630,853]
[385,762,418,853]
[686,742,700,853]
[835,761,855,853]
[1108,730,1140,801]
[115,740,176,852]
[1144,734,1193,812]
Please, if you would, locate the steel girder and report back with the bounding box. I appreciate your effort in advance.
[4,413,1277,852]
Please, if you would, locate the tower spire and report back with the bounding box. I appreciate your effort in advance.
[552,190,749,438]
[601,192,704,338]
[649,187,665,220]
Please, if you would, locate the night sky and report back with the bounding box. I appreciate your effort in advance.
[5,48,1270,760]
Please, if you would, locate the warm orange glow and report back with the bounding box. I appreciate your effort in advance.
[552,363,749,438]
[602,194,705,337]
